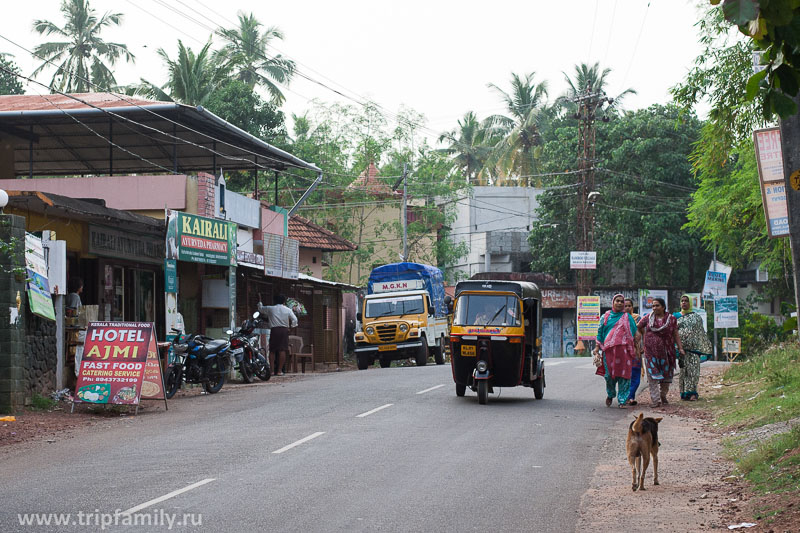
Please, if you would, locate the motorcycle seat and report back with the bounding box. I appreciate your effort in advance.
[202,339,228,354]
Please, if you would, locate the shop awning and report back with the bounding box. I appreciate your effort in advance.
[0,93,320,177]
[297,272,359,290]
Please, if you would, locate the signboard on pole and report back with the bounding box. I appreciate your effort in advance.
[722,337,742,354]
[638,289,668,315]
[24,233,55,321]
[570,251,597,270]
[702,271,728,300]
[754,127,790,238]
[714,296,739,329]
[577,295,601,340]
[74,322,156,406]
[166,210,237,266]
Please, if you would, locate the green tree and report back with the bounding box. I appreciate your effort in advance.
[557,62,636,114]
[0,55,24,95]
[214,12,295,105]
[32,0,134,92]
[484,72,550,186]
[139,39,227,106]
[437,111,493,185]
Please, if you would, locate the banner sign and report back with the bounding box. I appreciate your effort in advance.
[140,347,166,400]
[164,259,177,293]
[89,225,164,265]
[74,322,155,405]
[577,296,601,340]
[373,279,424,293]
[695,309,709,333]
[754,127,790,238]
[570,251,597,270]
[702,271,728,300]
[638,289,668,315]
[166,210,237,266]
[24,233,55,321]
[714,296,739,329]
[685,292,703,310]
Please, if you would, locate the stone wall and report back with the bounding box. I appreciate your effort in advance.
[24,312,57,398]
[0,214,27,413]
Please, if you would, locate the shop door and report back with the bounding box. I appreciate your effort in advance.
[126,269,156,323]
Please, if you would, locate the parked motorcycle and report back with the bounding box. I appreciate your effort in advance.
[228,311,270,383]
[165,329,231,399]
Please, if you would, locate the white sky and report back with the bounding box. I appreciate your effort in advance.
[2,0,708,146]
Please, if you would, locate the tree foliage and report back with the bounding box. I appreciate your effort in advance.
[0,55,24,95]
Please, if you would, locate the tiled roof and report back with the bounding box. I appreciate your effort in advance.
[346,163,399,197]
[288,215,357,251]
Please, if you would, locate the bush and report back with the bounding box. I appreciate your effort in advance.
[29,393,56,410]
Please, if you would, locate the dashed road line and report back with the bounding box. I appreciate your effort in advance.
[416,384,446,395]
[355,403,394,418]
[121,478,216,516]
[272,432,326,454]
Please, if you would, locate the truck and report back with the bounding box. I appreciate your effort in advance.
[354,262,450,370]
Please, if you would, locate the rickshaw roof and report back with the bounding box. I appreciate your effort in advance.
[454,280,541,300]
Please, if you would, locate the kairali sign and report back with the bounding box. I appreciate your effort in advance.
[166,211,237,267]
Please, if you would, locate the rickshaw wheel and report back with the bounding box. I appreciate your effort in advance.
[533,367,544,399]
[455,383,466,397]
[477,380,488,404]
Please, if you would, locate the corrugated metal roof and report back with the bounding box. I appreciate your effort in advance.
[0,93,156,112]
[288,214,357,251]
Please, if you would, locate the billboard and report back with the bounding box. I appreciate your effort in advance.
[166,210,237,266]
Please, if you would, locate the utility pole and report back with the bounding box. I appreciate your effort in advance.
[392,163,409,262]
[571,85,612,297]
[780,93,800,339]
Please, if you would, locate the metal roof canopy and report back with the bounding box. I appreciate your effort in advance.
[0,94,320,176]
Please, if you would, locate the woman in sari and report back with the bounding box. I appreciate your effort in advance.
[592,294,640,408]
[624,298,643,405]
[674,294,713,401]
[637,297,685,407]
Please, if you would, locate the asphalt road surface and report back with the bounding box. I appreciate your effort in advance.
[1,358,634,532]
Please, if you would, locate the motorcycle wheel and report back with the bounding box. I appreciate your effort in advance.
[254,352,271,382]
[203,358,226,394]
[239,353,254,384]
[165,366,182,399]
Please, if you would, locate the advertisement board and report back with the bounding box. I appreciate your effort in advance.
[714,296,740,329]
[24,233,55,321]
[702,271,728,300]
[577,296,601,340]
[570,251,597,270]
[166,210,237,266]
[74,322,155,406]
[638,289,668,315]
[754,127,790,238]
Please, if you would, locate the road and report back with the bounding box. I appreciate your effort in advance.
[1,358,633,532]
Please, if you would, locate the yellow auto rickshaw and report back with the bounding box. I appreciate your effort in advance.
[448,280,544,404]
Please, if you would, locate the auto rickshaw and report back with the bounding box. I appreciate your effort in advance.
[448,280,544,404]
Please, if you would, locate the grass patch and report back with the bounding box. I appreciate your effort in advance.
[726,427,800,493]
[29,393,56,411]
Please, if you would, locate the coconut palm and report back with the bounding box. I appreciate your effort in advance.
[138,40,228,106]
[32,0,134,93]
[214,12,295,105]
[438,111,494,185]
[483,72,550,186]
[557,62,636,114]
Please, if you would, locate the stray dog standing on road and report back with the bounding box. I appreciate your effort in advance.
[626,413,662,491]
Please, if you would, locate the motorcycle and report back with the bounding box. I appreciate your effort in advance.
[165,329,231,399]
[228,311,271,383]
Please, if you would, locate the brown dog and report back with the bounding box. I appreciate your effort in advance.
[626,413,662,491]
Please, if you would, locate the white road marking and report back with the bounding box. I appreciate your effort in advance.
[272,432,326,454]
[416,384,446,395]
[356,403,394,418]
[121,478,216,516]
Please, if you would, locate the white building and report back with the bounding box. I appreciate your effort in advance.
[445,186,542,279]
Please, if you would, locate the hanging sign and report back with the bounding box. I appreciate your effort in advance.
[24,233,55,321]
[570,251,597,269]
[714,296,739,329]
[577,295,601,340]
[74,322,155,406]
[638,289,668,315]
[702,271,728,300]
[754,127,790,238]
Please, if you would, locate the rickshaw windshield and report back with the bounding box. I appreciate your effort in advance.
[453,294,521,326]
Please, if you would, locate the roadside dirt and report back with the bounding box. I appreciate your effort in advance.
[576,365,799,532]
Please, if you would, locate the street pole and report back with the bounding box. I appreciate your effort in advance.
[402,163,408,262]
[779,93,800,341]
[713,246,718,361]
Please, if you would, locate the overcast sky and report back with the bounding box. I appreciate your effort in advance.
[3,0,708,145]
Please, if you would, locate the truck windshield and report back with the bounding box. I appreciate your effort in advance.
[365,295,425,318]
[453,294,521,326]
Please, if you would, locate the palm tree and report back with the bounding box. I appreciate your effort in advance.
[138,40,228,106]
[484,72,550,186]
[214,12,295,105]
[32,0,134,93]
[437,111,493,185]
[557,62,636,114]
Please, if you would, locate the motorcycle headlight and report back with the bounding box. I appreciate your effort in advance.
[366,326,375,335]
[399,324,408,333]
[476,360,488,373]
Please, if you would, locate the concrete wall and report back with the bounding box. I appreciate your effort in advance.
[24,313,57,397]
[0,214,28,412]
[299,248,323,278]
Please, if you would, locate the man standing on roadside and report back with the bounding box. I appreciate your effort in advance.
[259,294,298,376]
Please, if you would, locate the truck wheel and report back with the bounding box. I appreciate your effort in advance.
[379,357,391,368]
[455,383,466,397]
[416,337,428,366]
[357,353,370,370]
[477,380,488,404]
[434,337,445,365]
